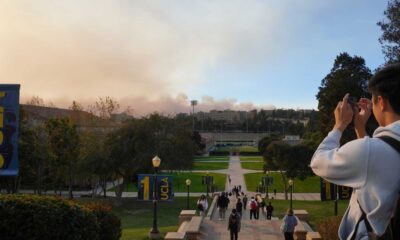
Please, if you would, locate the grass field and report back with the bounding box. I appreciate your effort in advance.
[77,197,200,240]
[194,156,229,162]
[239,156,263,161]
[111,172,227,193]
[241,162,264,170]
[192,162,229,170]
[244,172,321,193]
[265,199,348,229]
[77,197,348,239]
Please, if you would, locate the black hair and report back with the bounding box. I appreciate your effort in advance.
[368,63,400,115]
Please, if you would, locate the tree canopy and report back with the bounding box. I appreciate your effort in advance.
[316,52,373,144]
[378,0,400,64]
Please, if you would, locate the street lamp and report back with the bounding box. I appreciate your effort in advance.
[265,171,269,199]
[206,171,210,197]
[186,179,191,210]
[149,156,161,239]
[259,181,262,193]
[288,179,293,210]
[191,100,198,132]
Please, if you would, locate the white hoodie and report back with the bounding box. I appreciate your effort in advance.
[310,120,400,240]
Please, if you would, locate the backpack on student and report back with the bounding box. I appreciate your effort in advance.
[250,200,257,210]
[351,136,400,240]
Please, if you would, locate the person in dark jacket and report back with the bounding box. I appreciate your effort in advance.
[217,192,230,220]
[236,198,243,218]
[228,209,241,240]
[266,202,274,220]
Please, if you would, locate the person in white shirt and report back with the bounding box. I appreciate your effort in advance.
[310,63,400,240]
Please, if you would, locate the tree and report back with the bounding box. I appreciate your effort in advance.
[45,118,80,199]
[264,142,313,199]
[316,53,374,144]
[378,0,400,64]
[105,114,196,205]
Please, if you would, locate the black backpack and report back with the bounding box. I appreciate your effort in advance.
[351,136,400,240]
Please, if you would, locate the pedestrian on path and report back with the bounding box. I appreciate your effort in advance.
[228,209,241,240]
[273,189,277,197]
[243,195,248,210]
[197,194,208,216]
[266,202,274,220]
[249,197,257,220]
[229,175,231,186]
[280,208,297,240]
[217,192,229,220]
[236,198,243,218]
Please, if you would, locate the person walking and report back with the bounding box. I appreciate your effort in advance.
[217,192,229,220]
[310,64,400,239]
[228,209,241,240]
[266,202,274,220]
[281,208,297,240]
[197,194,208,216]
[236,198,243,218]
[249,197,257,220]
[243,195,248,210]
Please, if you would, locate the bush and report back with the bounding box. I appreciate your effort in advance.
[316,216,342,240]
[0,194,99,240]
[84,202,121,240]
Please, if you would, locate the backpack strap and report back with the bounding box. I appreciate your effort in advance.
[378,136,400,153]
[350,136,400,240]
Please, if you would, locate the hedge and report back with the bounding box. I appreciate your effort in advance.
[84,202,121,240]
[0,195,120,240]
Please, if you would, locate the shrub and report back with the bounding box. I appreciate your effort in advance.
[0,194,99,240]
[316,216,342,240]
[84,202,121,240]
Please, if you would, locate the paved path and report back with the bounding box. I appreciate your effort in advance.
[199,156,284,240]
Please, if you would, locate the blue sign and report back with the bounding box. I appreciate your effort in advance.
[137,174,173,201]
[0,84,20,176]
[320,178,352,201]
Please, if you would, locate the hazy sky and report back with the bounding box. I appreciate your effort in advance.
[0,0,388,116]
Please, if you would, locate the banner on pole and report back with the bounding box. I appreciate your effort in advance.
[137,174,173,201]
[0,84,20,176]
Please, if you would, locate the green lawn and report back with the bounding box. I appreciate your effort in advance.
[265,199,348,229]
[240,156,263,161]
[244,172,321,193]
[194,156,229,162]
[111,172,227,193]
[241,162,264,170]
[77,197,200,240]
[238,146,259,152]
[192,162,229,170]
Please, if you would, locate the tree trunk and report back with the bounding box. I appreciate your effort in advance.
[68,171,73,199]
[280,170,288,200]
[114,177,125,206]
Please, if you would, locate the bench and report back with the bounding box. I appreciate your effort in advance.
[164,232,187,240]
[179,210,197,225]
[178,216,203,240]
[306,232,322,240]
[293,210,309,222]
[294,219,307,240]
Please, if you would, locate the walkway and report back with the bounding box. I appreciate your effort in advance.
[199,155,285,240]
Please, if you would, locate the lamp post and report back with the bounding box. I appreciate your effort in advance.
[265,171,269,199]
[259,181,262,193]
[191,100,198,132]
[206,171,210,197]
[186,179,191,210]
[288,179,293,210]
[149,156,161,239]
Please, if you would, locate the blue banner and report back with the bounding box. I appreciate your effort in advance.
[320,178,352,201]
[0,84,20,176]
[137,174,173,201]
